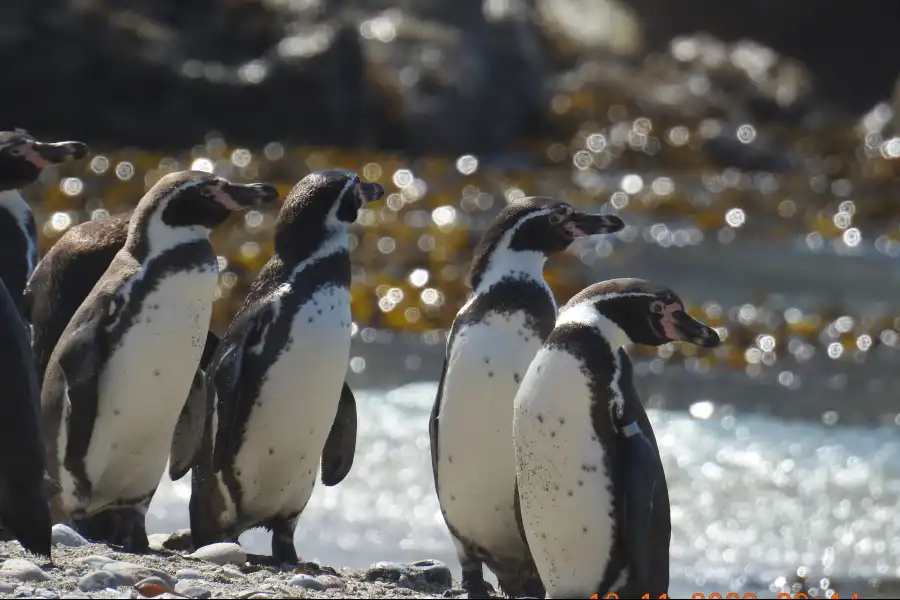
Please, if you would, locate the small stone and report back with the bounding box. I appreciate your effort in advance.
[64,568,78,576]
[365,561,407,582]
[135,577,176,597]
[104,562,175,587]
[219,567,243,579]
[397,574,414,589]
[35,588,60,599]
[246,594,275,600]
[189,543,246,566]
[289,574,325,591]
[174,581,212,599]
[78,570,116,592]
[51,524,88,547]
[0,580,15,593]
[1,559,50,582]
[409,559,453,588]
[176,569,202,581]
[316,574,344,589]
[75,555,115,568]
[60,594,90,599]
[147,534,170,552]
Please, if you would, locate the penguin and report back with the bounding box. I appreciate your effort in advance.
[428,197,625,598]
[189,169,384,565]
[22,212,220,479]
[512,278,722,598]
[40,170,277,552]
[0,130,88,316]
[0,275,53,558]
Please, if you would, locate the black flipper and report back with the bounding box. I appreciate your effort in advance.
[615,348,666,593]
[170,331,221,481]
[56,296,111,493]
[320,381,358,486]
[211,303,274,472]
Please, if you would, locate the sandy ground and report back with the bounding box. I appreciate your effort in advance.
[0,527,463,599]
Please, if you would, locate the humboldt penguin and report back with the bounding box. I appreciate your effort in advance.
[512,278,721,598]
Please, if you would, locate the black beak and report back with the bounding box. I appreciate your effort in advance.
[31,140,89,164]
[565,212,625,237]
[673,312,721,348]
[221,182,279,207]
[357,181,384,204]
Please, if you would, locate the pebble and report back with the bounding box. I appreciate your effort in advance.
[365,559,452,589]
[50,524,88,547]
[219,566,244,579]
[60,594,89,599]
[104,562,175,587]
[0,559,50,582]
[78,570,116,592]
[289,574,326,591]
[176,568,202,580]
[75,555,115,568]
[174,580,212,599]
[188,543,246,566]
[316,574,344,589]
[34,588,60,599]
[0,580,15,593]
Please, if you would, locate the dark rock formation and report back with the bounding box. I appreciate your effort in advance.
[2,0,897,153]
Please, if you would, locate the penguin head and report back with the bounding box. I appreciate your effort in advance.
[468,197,624,290]
[273,169,384,259]
[135,170,278,232]
[278,169,384,231]
[0,130,89,191]
[563,278,722,349]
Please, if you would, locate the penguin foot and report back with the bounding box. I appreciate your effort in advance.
[269,517,299,566]
[462,580,494,599]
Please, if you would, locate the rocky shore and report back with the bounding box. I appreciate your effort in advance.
[0,526,457,599]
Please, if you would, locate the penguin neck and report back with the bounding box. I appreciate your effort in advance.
[556,302,632,351]
[280,223,348,278]
[470,248,547,297]
[0,189,32,225]
[126,215,209,264]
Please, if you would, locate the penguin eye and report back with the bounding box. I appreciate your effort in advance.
[650,300,665,314]
[7,145,23,157]
[548,211,565,225]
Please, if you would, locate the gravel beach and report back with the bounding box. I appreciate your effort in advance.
[0,526,459,600]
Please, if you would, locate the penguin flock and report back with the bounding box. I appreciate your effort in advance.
[0,129,723,600]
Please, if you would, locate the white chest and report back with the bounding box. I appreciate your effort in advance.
[512,347,617,597]
[234,285,352,517]
[83,266,218,506]
[436,310,544,558]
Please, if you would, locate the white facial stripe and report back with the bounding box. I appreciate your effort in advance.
[556,302,632,350]
[325,173,359,225]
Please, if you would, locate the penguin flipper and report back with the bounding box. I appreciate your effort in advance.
[615,348,665,592]
[211,302,274,472]
[56,300,109,475]
[169,331,221,481]
[320,381,357,486]
[169,367,208,481]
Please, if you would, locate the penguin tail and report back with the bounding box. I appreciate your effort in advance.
[0,481,53,559]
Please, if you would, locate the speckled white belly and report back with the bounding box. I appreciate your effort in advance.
[78,267,218,513]
[513,347,616,598]
[437,310,543,562]
[233,286,351,522]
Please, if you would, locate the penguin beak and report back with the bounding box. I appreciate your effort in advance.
[669,311,721,348]
[356,181,384,204]
[25,140,89,167]
[216,182,279,210]
[563,212,625,237]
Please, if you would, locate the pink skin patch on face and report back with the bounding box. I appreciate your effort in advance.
[209,184,243,211]
[21,144,52,168]
[562,220,587,237]
[657,301,685,341]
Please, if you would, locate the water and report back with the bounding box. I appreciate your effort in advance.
[146,381,900,598]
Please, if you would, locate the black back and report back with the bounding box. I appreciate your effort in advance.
[0,276,52,557]
[25,213,131,383]
[0,203,37,317]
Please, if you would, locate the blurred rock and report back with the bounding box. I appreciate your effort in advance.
[2,0,889,156]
